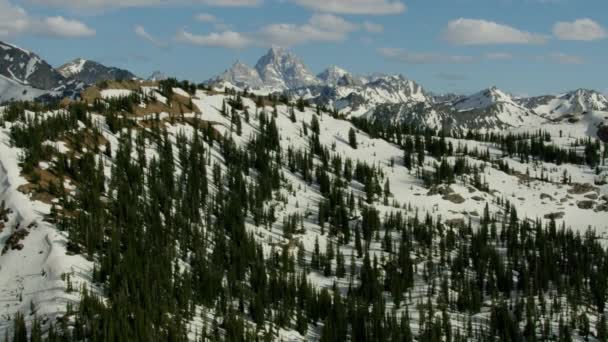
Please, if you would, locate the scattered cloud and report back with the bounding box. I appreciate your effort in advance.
[0,0,94,38]
[553,18,606,41]
[37,16,96,37]
[292,0,405,15]
[443,18,546,45]
[537,52,585,64]
[484,52,513,60]
[363,21,384,33]
[175,29,251,49]
[135,25,167,48]
[378,48,475,64]
[256,14,355,46]
[177,14,359,49]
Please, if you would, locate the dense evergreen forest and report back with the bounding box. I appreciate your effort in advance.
[1,81,608,342]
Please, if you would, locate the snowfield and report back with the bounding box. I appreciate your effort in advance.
[0,127,93,335]
[0,85,607,340]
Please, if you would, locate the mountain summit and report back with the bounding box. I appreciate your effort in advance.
[254,47,319,89]
[57,58,136,85]
[213,61,264,89]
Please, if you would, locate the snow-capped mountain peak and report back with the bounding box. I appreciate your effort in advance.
[452,86,516,111]
[521,88,608,118]
[213,60,264,89]
[147,70,169,81]
[57,58,88,78]
[254,47,319,89]
[317,65,351,86]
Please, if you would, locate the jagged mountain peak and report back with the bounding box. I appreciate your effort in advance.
[317,65,352,85]
[255,47,319,90]
[213,60,264,89]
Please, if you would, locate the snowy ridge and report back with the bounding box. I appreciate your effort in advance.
[57,58,87,78]
[522,89,608,118]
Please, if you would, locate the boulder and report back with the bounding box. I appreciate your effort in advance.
[577,200,595,210]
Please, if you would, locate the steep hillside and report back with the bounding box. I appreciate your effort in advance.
[0,80,607,341]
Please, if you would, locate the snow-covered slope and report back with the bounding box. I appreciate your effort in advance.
[0,75,59,104]
[521,89,608,118]
[1,84,607,340]
[0,116,92,335]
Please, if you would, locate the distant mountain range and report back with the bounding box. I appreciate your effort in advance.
[207,47,608,132]
[0,41,136,103]
[1,40,607,133]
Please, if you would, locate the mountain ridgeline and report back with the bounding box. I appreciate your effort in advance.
[0,41,136,104]
[207,47,608,134]
[1,39,607,134]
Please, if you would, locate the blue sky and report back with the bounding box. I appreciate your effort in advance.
[1,0,607,96]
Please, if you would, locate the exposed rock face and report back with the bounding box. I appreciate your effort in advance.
[254,47,319,89]
[544,212,565,220]
[577,200,595,210]
[57,58,136,85]
[0,41,65,90]
[598,126,608,143]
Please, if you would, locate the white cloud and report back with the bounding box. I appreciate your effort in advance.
[175,29,251,49]
[135,25,167,48]
[443,18,546,45]
[177,14,358,49]
[484,52,513,60]
[37,16,96,37]
[379,48,474,64]
[553,18,606,41]
[540,52,585,64]
[25,0,262,9]
[0,1,29,37]
[293,0,405,15]
[363,21,383,33]
[309,13,357,33]
[0,0,94,38]
[195,13,217,22]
